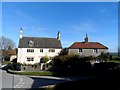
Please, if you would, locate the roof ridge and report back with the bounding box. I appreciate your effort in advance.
[69,41,108,49]
[18,36,62,48]
[23,36,57,39]
[75,42,99,43]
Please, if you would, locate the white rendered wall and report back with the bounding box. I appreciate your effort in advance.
[10,55,17,61]
[17,48,61,64]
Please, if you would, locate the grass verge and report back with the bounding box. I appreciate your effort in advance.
[7,69,55,76]
[40,85,55,90]
[2,61,11,65]
[107,60,120,63]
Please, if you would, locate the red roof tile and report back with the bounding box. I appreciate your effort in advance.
[69,42,108,49]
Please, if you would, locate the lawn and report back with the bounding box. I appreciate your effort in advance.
[16,71,54,76]
[40,76,120,90]
[7,69,55,76]
[107,60,120,63]
[53,77,120,90]
[40,85,55,90]
[2,61,11,65]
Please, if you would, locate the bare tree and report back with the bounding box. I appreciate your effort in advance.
[0,36,16,61]
[0,36,15,50]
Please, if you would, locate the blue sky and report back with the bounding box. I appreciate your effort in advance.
[2,2,118,52]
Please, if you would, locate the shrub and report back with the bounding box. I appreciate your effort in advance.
[40,56,49,63]
[97,52,110,62]
[50,55,93,76]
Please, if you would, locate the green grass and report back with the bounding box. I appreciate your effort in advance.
[40,85,55,90]
[7,69,55,76]
[2,61,12,65]
[107,60,120,63]
[17,71,54,76]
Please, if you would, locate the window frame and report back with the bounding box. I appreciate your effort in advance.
[40,49,43,53]
[27,49,34,53]
[49,49,55,52]
[79,48,83,53]
[93,49,98,53]
[27,57,34,61]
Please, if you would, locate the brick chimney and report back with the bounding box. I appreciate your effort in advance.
[84,34,88,44]
[57,31,60,40]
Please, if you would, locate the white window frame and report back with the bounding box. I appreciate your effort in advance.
[49,49,55,52]
[40,49,43,53]
[93,49,98,53]
[27,57,34,61]
[27,49,34,53]
[79,48,83,53]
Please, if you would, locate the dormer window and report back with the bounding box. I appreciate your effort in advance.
[29,40,34,47]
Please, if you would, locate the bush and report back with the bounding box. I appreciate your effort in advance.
[98,53,109,62]
[2,62,21,71]
[40,56,49,63]
[50,55,93,76]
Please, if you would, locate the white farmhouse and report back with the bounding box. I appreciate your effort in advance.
[17,28,62,64]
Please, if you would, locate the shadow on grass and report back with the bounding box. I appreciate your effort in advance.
[25,68,120,90]
[54,73,120,90]
[53,76,120,90]
[27,74,120,90]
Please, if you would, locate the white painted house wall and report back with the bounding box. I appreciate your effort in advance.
[10,55,17,61]
[17,48,61,64]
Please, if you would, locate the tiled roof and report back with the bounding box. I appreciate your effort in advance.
[0,50,17,55]
[6,50,17,55]
[69,42,108,49]
[18,37,62,49]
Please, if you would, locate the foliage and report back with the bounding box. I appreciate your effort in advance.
[59,48,68,55]
[22,62,27,66]
[50,55,92,76]
[2,62,21,71]
[53,54,95,65]
[40,56,49,63]
[98,52,110,62]
[50,54,120,76]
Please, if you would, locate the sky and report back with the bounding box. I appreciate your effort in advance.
[2,2,118,52]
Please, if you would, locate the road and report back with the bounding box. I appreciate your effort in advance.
[1,69,94,89]
[2,69,33,89]
[1,69,78,89]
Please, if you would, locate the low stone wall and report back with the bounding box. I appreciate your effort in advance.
[21,65,41,72]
